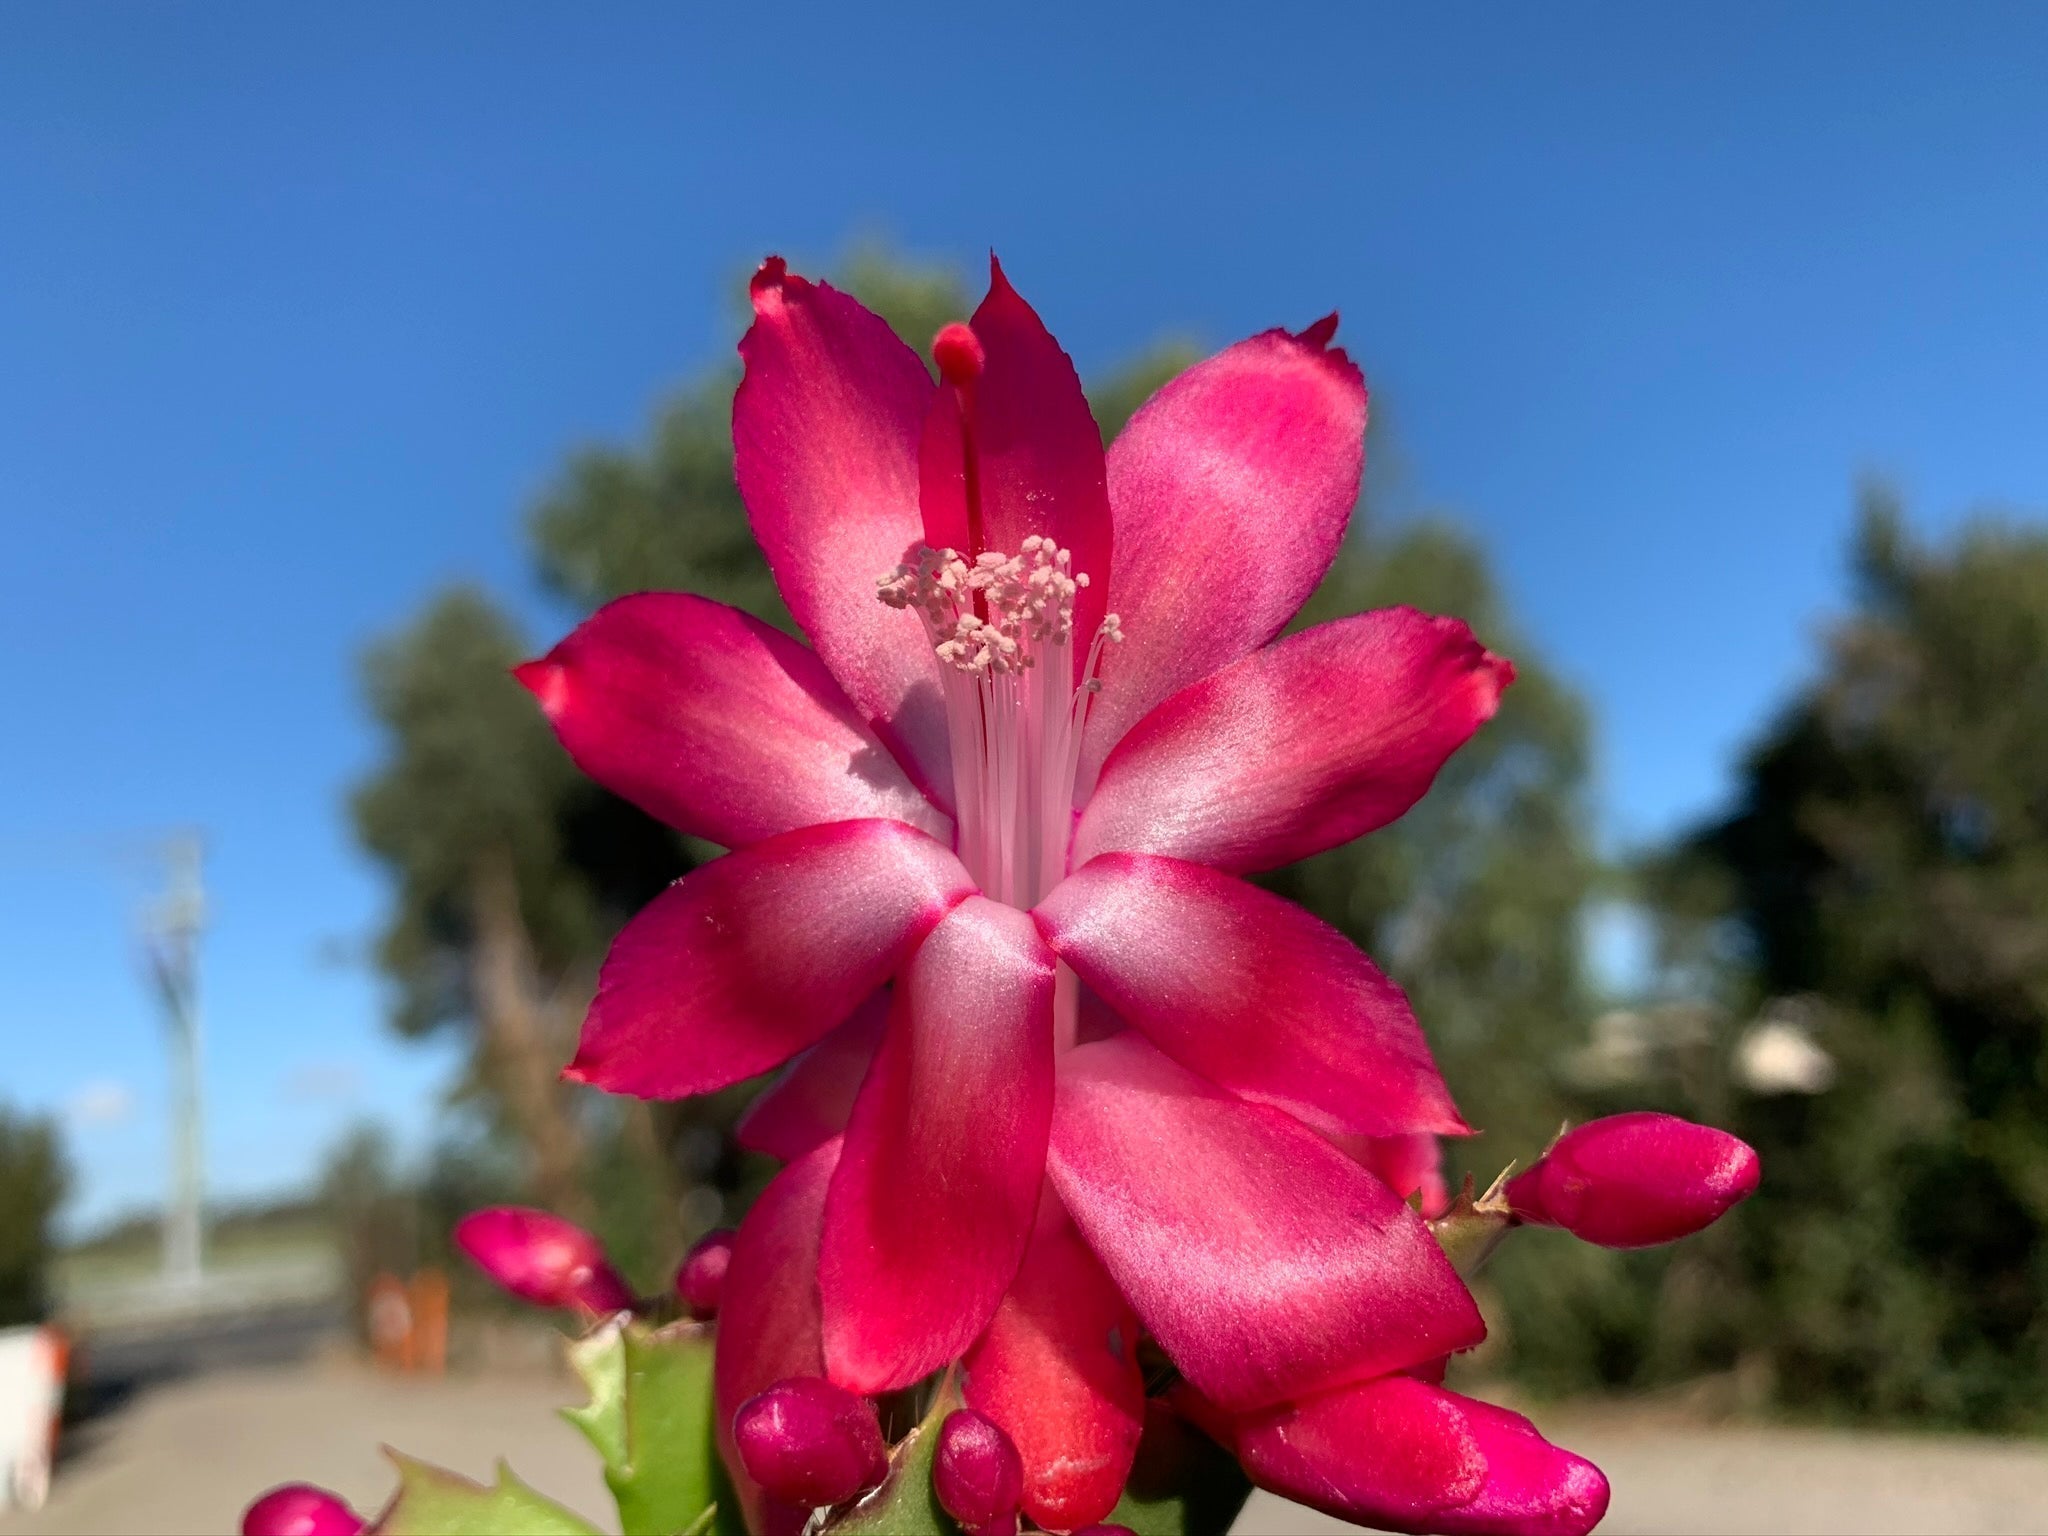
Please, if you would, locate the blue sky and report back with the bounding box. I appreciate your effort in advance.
[5,3,2045,1233]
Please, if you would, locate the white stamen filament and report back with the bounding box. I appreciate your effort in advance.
[879,538,1123,908]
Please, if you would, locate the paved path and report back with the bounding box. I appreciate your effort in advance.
[7,1362,2047,1535]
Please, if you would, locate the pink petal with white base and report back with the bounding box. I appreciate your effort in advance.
[1035,854,1465,1140]
[822,897,1055,1392]
[516,592,949,850]
[964,1216,1144,1532]
[566,820,973,1099]
[1082,321,1366,788]
[1075,608,1510,873]
[1046,1034,1483,1412]
[735,259,951,804]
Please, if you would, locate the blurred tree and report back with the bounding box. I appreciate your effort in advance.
[1638,490,2048,1428]
[350,589,684,1228]
[0,1106,68,1328]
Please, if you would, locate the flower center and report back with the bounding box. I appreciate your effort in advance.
[878,539,1122,907]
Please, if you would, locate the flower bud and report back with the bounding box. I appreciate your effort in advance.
[1505,1111,1761,1249]
[675,1228,735,1319]
[934,1408,1024,1532]
[1072,1526,1138,1535]
[452,1207,634,1313]
[733,1376,889,1509]
[240,1483,364,1536]
[1234,1375,1608,1536]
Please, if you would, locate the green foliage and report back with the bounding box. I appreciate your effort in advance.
[0,1106,67,1328]
[564,1317,739,1536]
[378,1453,600,1536]
[1638,490,2048,1428]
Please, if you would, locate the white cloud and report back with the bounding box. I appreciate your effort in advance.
[66,1079,136,1127]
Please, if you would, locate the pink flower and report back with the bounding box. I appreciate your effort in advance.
[1505,1111,1761,1249]
[452,1206,635,1314]
[523,258,1516,1526]
[240,1484,364,1536]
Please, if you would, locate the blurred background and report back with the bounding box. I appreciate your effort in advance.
[4,5,2047,1532]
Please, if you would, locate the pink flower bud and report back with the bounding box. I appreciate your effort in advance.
[1234,1375,1608,1536]
[1505,1111,1761,1248]
[240,1483,364,1536]
[675,1228,734,1319]
[452,1206,634,1313]
[934,1408,1024,1531]
[733,1376,889,1509]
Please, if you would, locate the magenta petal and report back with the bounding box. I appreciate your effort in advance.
[517,592,949,850]
[735,992,890,1162]
[715,1141,837,1536]
[821,897,1056,1392]
[1034,854,1466,1140]
[1234,1375,1484,1530]
[735,259,951,805]
[1075,608,1512,873]
[1506,1110,1762,1249]
[1240,1380,1610,1536]
[943,258,1113,679]
[567,820,975,1098]
[1046,1035,1484,1412]
[1430,1396,1611,1536]
[1082,321,1366,789]
[963,1215,1145,1532]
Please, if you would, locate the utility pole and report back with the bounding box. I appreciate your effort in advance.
[142,833,207,1288]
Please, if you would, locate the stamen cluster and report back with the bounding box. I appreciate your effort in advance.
[878,537,1113,677]
[876,536,1123,907]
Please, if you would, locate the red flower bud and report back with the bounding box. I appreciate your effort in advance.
[733,1376,889,1509]
[1505,1111,1761,1249]
[1234,1375,1608,1536]
[240,1483,364,1536]
[675,1228,735,1319]
[452,1207,634,1313]
[934,1408,1024,1531]
[1072,1526,1138,1535]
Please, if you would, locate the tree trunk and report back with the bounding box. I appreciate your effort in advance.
[470,850,592,1224]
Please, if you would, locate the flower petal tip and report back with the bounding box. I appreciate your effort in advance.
[511,657,567,716]
[750,254,792,309]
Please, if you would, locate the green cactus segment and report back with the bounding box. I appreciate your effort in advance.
[824,1377,963,1536]
[376,1452,602,1536]
[562,1316,739,1536]
[1106,1405,1252,1536]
